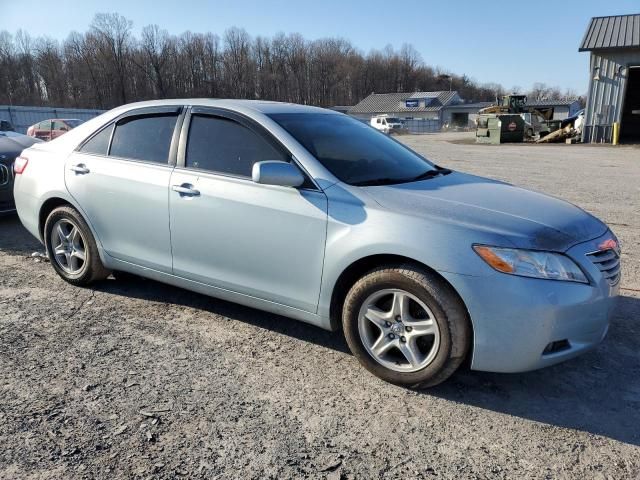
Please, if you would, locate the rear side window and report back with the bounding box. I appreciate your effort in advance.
[186,115,287,177]
[79,125,113,156]
[110,113,178,164]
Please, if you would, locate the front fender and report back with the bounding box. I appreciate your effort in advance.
[317,189,499,322]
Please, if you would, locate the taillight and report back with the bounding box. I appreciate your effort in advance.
[14,156,28,174]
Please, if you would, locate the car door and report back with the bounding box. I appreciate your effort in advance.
[65,106,183,272]
[169,108,328,313]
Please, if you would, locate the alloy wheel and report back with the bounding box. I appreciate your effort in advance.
[50,218,87,275]
[357,288,440,372]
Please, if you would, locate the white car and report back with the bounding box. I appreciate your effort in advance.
[370,116,404,134]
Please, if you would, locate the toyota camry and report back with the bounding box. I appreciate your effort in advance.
[13,100,620,387]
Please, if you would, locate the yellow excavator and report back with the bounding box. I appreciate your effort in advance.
[478,94,529,115]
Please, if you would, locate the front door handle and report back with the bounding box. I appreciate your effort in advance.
[172,184,200,196]
[70,164,90,174]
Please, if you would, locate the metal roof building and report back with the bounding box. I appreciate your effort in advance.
[579,14,640,143]
[349,91,462,118]
[524,99,582,120]
[0,105,105,134]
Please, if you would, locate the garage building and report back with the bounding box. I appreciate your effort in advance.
[440,102,493,128]
[580,14,640,143]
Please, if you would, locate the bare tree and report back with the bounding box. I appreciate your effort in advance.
[135,25,171,97]
[90,13,133,105]
[0,12,543,109]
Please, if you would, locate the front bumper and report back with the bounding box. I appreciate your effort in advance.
[441,232,619,373]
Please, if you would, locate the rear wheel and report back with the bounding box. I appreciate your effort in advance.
[44,206,110,286]
[342,265,470,388]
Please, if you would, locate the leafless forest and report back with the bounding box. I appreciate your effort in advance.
[0,13,576,109]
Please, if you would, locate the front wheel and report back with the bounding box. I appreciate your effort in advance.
[342,266,471,388]
[44,205,110,286]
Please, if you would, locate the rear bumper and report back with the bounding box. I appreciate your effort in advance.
[13,178,41,241]
[441,233,619,373]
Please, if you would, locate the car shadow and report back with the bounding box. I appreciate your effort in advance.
[94,273,640,446]
[0,214,43,256]
[2,215,639,445]
[93,274,351,355]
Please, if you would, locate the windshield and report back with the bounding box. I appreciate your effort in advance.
[268,113,436,185]
[64,119,83,128]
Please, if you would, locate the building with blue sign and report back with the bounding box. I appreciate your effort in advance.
[348,91,473,132]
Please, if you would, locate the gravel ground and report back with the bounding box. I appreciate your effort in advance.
[1,132,639,479]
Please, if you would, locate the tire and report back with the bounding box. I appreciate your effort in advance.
[342,265,471,389]
[44,205,110,286]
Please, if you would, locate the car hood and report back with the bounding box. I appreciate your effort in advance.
[362,171,607,251]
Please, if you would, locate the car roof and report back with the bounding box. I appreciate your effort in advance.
[24,99,343,156]
[113,98,337,115]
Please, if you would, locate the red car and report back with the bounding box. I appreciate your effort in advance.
[26,119,83,141]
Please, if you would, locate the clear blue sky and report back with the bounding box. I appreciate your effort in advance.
[2,0,638,94]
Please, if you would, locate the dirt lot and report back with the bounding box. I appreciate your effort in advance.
[1,132,639,479]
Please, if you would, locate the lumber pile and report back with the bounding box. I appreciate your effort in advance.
[536,125,576,144]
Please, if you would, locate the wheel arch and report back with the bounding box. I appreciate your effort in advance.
[38,196,73,241]
[328,254,473,335]
[37,195,105,262]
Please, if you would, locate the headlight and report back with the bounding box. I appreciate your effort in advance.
[473,245,588,283]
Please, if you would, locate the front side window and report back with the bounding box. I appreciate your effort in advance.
[110,113,178,164]
[268,113,436,185]
[39,120,52,130]
[186,114,287,177]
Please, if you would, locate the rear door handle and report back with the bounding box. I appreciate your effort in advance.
[172,184,200,196]
[70,164,90,174]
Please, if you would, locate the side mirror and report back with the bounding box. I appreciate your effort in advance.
[252,160,305,188]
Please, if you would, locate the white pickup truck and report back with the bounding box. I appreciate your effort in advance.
[370,115,405,134]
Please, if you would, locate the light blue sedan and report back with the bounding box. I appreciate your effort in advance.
[13,100,620,387]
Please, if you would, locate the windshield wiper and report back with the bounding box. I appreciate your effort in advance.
[410,166,452,182]
[352,167,452,187]
[351,177,405,186]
